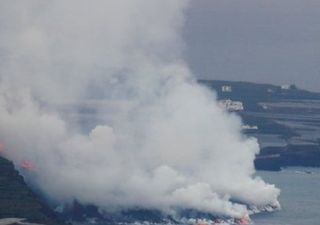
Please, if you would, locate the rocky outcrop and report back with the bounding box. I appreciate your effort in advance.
[255,145,320,171]
[0,157,63,225]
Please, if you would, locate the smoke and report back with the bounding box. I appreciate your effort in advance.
[0,0,280,219]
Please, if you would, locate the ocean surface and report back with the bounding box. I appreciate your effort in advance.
[252,168,320,225]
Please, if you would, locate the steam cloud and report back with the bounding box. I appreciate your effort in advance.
[0,0,280,219]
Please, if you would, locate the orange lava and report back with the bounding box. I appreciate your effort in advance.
[20,159,34,170]
[237,216,250,225]
[0,143,5,153]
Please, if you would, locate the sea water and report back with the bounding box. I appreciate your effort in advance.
[252,168,320,225]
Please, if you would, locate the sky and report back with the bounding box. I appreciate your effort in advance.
[185,0,320,92]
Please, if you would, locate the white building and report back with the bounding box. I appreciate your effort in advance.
[267,88,275,93]
[242,125,258,130]
[218,99,244,111]
[221,85,232,92]
[281,84,291,90]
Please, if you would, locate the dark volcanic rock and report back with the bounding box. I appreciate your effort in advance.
[60,204,176,224]
[255,144,320,171]
[0,156,63,225]
[254,155,282,171]
[281,144,320,167]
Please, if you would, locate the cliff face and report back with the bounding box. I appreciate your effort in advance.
[0,157,62,225]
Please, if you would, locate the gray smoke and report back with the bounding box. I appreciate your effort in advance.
[0,0,279,219]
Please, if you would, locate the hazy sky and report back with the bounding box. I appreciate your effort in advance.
[185,0,320,91]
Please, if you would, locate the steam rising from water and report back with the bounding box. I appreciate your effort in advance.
[0,0,279,219]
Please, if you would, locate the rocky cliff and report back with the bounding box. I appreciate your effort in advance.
[0,157,63,225]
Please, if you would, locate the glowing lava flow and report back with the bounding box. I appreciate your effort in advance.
[0,143,5,153]
[235,215,251,225]
[20,159,35,171]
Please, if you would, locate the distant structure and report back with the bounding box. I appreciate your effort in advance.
[281,84,291,90]
[267,88,275,93]
[218,99,244,111]
[261,104,268,110]
[242,125,258,130]
[281,84,297,90]
[221,85,232,92]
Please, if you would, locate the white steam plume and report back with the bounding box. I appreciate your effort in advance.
[0,0,280,219]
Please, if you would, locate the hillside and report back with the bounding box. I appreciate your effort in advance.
[0,156,63,225]
[199,80,320,171]
[1,80,320,224]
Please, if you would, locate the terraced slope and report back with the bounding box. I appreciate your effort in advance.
[200,80,320,170]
